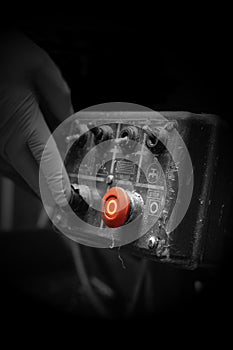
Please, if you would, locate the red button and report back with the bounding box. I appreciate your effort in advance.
[101,187,131,228]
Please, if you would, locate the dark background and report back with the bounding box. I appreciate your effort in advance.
[0,15,232,335]
[15,16,232,120]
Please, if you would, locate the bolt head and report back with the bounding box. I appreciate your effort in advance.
[106,175,114,185]
[148,236,158,249]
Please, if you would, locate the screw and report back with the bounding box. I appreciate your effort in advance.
[148,236,158,249]
[106,175,114,185]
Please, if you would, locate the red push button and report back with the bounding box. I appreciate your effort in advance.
[101,187,131,228]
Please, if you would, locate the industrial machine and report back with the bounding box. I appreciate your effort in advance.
[40,106,232,270]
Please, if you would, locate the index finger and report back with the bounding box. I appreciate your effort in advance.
[27,109,71,208]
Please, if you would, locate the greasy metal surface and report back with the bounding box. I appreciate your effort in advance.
[64,112,231,269]
[64,112,175,248]
[126,113,231,269]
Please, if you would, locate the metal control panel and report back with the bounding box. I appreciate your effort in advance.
[65,116,179,253]
[49,110,232,269]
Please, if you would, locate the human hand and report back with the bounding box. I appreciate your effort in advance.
[0,29,74,207]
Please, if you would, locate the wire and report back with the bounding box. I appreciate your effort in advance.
[68,240,110,318]
[125,258,148,317]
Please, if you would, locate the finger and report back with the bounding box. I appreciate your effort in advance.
[33,53,74,122]
[4,132,42,199]
[27,108,71,207]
